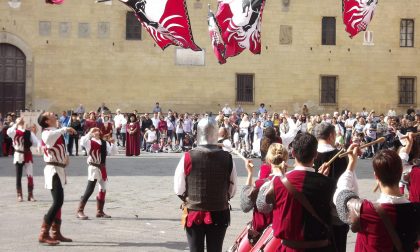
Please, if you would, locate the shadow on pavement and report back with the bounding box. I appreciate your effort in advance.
[58,241,188,250]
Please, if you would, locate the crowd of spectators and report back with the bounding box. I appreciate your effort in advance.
[0,102,418,158]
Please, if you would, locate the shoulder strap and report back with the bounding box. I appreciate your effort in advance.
[280,177,329,228]
[373,203,405,252]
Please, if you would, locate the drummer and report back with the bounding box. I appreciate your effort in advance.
[240,143,288,247]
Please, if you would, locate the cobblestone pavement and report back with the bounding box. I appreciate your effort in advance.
[0,152,378,252]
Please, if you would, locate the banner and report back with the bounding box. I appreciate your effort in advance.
[216,0,266,59]
[120,0,201,51]
[208,6,226,64]
[342,0,377,38]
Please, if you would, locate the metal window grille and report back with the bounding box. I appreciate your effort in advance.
[236,74,254,103]
[400,19,414,47]
[322,17,336,45]
[126,12,142,40]
[320,76,337,104]
[399,77,416,104]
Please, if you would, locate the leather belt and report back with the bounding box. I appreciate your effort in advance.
[282,239,329,249]
[46,162,66,168]
[89,162,101,168]
[15,150,25,154]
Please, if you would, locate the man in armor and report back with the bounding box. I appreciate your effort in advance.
[174,117,238,252]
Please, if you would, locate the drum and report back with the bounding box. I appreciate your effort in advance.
[228,222,253,252]
[250,225,280,252]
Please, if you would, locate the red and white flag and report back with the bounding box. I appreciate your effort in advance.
[215,0,266,59]
[342,0,377,38]
[46,0,64,4]
[119,0,201,51]
[208,5,226,64]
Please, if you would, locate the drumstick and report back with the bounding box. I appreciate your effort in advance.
[325,149,345,167]
[339,137,386,158]
[399,132,420,140]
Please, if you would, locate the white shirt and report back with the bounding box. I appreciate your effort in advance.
[114,114,124,128]
[254,126,263,140]
[173,154,238,198]
[151,117,159,129]
[345,118,356,129]
[280,118,299,147]
[183,118,192,133]
[145,130,158,143]
[222,107,232,115]
[166,117,175,131]
[120,118,127,133]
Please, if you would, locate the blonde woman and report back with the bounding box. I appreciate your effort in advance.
[237,143,288,249]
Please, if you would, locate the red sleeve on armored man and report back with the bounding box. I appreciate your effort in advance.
[184,152,192,176]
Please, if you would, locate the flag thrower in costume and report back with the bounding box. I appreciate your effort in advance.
[208,4,226,64]
[342,0,377,38]
[119,0,201,51]
[216,0,266,59]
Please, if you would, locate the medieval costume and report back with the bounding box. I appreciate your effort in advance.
[257,133,335,252]
[77,130,117,219]
[174,117,237,252]
[334,149,420,252]
[126,115,140,156]
[7,122,39,201]
[38,114,73,245]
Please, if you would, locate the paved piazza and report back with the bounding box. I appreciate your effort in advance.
[0,153,378,252]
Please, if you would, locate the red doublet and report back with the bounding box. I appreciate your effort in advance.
[355,201,420,252]
[272,170,334,252]
[84,119,97,133]
[409,166,420,203]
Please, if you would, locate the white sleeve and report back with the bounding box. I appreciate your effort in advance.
[281,118,299,147]
[229,160,238,198]
[80,133,92,152]
[174,155,186,196]
[107,142,118,156]
[30,132,40,147]
[42,128,67,148]
[6,124,16,138]
[333,170,359,205]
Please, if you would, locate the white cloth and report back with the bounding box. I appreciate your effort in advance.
[333,170,359,205]
[114,114,124,128]
[151,117,159,129]
[183,118,192,133]
[42,127,68,189]
[120,118,127,133]
[174,154,237,198]
[239,120,250,133]
[280,118,299,147]
[165,117,175,131]
[317,143,336,153]
[222,107,232,115]
[146,130,158,143]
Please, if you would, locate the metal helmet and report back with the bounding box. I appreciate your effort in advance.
[196,117,219,145]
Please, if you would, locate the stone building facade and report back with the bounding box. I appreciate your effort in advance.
[0,0,419,115]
